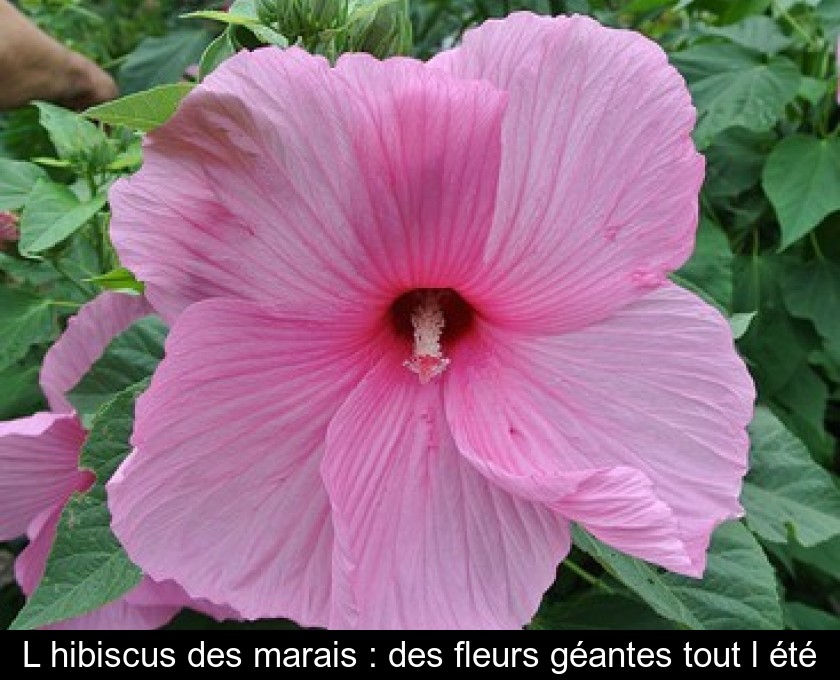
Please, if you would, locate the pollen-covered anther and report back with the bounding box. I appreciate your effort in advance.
[404,294,450,384]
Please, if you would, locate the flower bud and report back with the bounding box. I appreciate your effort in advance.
[258,0,349,41]
[346,0,412,59]
[0,211,19,250]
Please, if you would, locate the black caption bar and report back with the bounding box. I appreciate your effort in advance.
[11,631,826,675]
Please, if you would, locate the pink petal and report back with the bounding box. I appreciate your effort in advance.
[123,578,241,621]
[45,595,177,630]
[433,13,704,332]
[40,293,153,413]
[322,350,570,629]
[0,413,87,540]
[445,284,754,576]
[16,506,179,630]
[110,48,505,323]
[108,298,384,625]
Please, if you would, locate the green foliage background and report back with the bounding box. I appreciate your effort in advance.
[1,0,840,629]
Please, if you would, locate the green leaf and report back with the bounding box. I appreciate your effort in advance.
[574,522,783,630]
[788,535,840,580]
[734,258,819,395]
[671,44,800,147]
[768,364,834,466]
[34,102,109,162]
[531,589,674,630]
[785,602,840,630]
[106,144,143,173]
[729,312,755,339]
[783,259,840,342]
[67,316,166,426]
[119,30,214,95]
[719,0,771,23]
[199,28,239,80]
[798,76,829,105]
[18,179,107,257]
[10,381,148,630]
[86,267,144,294]
[699,16,793,55]
[817,0,840,40]
[182,9,261,26]
[622,0,677,12]
[675,217,733,309]
[763,136,840,249]
[0,159,46,211]
[84,84,195,133]
[0,287,56,372]
[704,128,775,199]
[0,348,45,420]
[742,408,840,546]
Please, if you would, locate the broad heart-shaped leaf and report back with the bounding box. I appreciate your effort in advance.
[785,603,840,631]
[10,381,148,630]
[0,159,46,211]
[18,179,107,257]
[119,29,214,95]
[671,44,799,148]
[783,259,840,343]
[84,84,194,133]
[531,590,674,630]
[704,128,774,200]
[718,0,771,23]
[817,0,840,41]
[0,348,45,420]
[34,102,109,162]
[764,136,840,250]
[573,522,783,630]
[674,217,732,310]
[734,257,819,394]
[742,408,840,547]
[698,16,792,55]
[68,315,166,427]
[767,363,833,467]
[0,287,56,372]
[788,535,840,580]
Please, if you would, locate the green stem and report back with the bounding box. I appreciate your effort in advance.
[48,300,83,310]
[773,0,815,46]
[810,232,826,261]
[564,559,615,593]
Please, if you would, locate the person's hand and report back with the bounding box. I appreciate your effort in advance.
[54,49,119,111]
[0,0,118,111]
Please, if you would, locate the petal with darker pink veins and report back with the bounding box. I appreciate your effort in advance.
[434,13,704,332]
[323,352,570,629]
[110,48,504,322]
[445,285,754,576]
[108,298,384,625]
[0,412,87,540]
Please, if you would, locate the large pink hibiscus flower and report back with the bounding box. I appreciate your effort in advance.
[107,13,754,629]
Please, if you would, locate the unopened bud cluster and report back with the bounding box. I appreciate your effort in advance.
[254,0,411,58]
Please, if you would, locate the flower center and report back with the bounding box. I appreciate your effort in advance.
[390,289,474,385]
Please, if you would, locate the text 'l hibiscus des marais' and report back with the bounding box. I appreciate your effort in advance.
[16,633,828,675]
